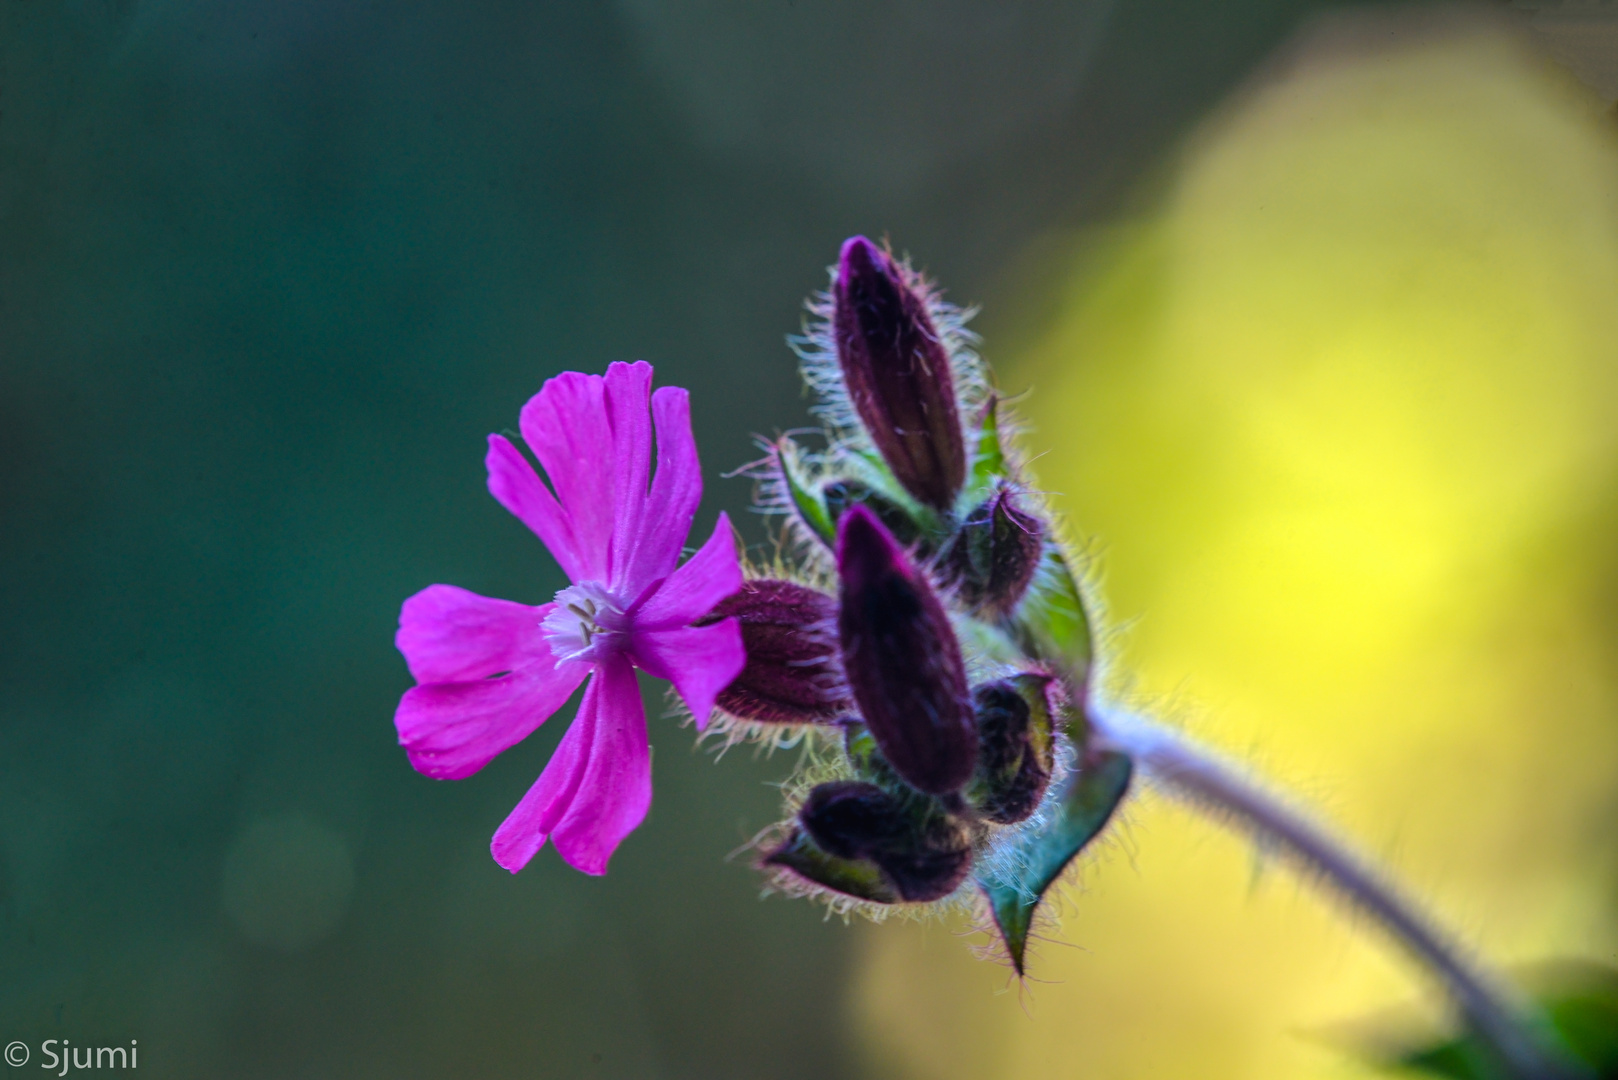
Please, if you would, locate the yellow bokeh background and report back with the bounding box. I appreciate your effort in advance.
[855,18,1618,1080]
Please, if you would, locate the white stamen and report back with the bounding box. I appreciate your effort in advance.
[543,582,625,663]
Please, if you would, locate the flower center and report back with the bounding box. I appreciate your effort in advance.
[542,582,626,663]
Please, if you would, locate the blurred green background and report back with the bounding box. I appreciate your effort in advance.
[4,2,1617,1078]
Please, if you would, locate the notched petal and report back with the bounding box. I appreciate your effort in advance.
[396,585,551,685]
[396,657,588,781]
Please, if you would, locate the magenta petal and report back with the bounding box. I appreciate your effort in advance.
[490,653,651,875]
[490,675,596,874]
[633,618,745,732]
[612,385,703,595]
[603,361,655,587]
[485,435,588,582]
[396,657,588,780]
[550,654,654,873]
[396,585,551,684]
[518,369,621,583]
[633,512,744,629]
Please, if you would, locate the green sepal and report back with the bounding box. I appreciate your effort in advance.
[842,721,968,830]
[821,477,927,550]
[776,437,837,549]
[779,437,951,552]
[839,447,949,546]
[1011,545,1094,682]
[978,749,1133,974]
[1006,673,1056,769]
[842,721,905,792]
[843,721,883,776]
[962,396,1008,505]
[762,827,899,905]
[952,612,1027,666]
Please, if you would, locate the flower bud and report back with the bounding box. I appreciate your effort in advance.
[799,780,972,903]
[942,485,1044,617]
[837,506,977,795]
[965,675,1056,824]
[833,236,966,511]
[703,580,849,724]
[761,827,900,906]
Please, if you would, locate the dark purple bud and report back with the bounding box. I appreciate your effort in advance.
[965,676,1056,825]
[875,832,974,903]
[834,236,966,511]
[799,781,973,903]
[942,486,1045,617]
[702,580,849,724]
[837,506,977,795]
[799,780,908,860]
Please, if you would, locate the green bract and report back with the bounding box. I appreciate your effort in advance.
[979,750,1133,974]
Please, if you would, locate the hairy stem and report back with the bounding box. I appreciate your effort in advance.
[1086,701,1582,1080]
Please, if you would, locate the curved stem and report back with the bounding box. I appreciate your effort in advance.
[1085,701,1582,1080]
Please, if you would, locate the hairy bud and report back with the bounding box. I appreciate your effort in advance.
[761,827,900,905]
[702,580,849,724]
[837,506,977,795]
[800,780,972,902]
[942,486,1044,617]
[833,236,966,511]
[965,675,1056,824]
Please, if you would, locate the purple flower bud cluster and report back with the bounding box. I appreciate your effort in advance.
[706,238,1130,963]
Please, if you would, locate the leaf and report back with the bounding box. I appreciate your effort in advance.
[978,749,1133,974]
[1384,975,1618,1079]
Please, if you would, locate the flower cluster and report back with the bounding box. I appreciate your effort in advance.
[715,237,1133,970]
[393,239,1133,971]
[392,239,1585,1076]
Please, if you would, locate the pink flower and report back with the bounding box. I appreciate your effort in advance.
[394,361,745,875]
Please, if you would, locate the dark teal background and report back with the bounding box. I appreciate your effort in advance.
[1,2,1392,1076]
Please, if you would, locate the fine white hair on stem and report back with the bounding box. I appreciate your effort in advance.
[1084,700,1582,1080]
